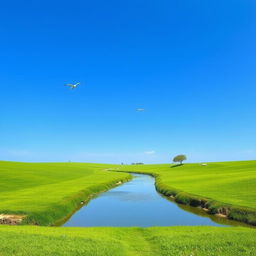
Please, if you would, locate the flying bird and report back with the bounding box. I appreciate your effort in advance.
[136,108,145,112]
[65,82,80,89]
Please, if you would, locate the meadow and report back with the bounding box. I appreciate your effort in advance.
[0,161,131,225]
[0,226,255,256]
[118,161,256,225]
[0,160,255,226]
[0,160,256,256]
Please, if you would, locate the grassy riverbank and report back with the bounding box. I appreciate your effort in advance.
[0,161,131,225]
[0,160,255,226]
[0,226,255,256]
[118,161,256,225]
[0,160,255,255]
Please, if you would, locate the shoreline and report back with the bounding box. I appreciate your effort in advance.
[0,172,132,226]
[54,175,132,226]
[111,170,256,227]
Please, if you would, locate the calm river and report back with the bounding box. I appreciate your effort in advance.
[63,174,233,227]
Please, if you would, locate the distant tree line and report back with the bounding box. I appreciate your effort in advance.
[131,163,144,165]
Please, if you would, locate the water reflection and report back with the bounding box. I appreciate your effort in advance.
[62,174,249,227]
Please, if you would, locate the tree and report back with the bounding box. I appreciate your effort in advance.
[173,154,187,165]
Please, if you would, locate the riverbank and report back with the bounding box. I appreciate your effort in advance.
[0,160,255,255]
[0,160,255,226]
[0,161,131,226]
[117,161,256,225]
[63,173,230,227]
[0,225,255,256]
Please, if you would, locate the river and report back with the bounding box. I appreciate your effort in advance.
[63,174,245,227]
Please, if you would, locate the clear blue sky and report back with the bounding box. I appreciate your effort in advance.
[1,0,256,163]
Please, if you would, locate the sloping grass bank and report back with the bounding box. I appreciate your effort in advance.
[117,161,256,225]
[0,226,255,256]
[0,161,131,225]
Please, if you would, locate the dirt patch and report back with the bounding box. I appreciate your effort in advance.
[215,213,227,218]
[0,214,25,225]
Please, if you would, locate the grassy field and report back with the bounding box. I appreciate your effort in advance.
[0,226,255,256]
[118,161,256,225]
[0,160,255,225]
[0,160,256,255]
[0,161,131,225]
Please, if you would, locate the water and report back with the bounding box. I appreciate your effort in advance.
[63,174,232,227]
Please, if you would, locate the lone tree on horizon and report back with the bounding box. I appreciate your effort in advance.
[173,155,187,165]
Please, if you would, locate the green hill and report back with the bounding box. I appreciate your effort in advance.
[0,160,256,255]
[0,161,131,225]
[118,160,256,225]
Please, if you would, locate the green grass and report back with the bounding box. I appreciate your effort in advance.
[0,160,255,225]
[0,160,256,255]
[118,161,256,225]
[0,226,255,256]
[0,161,131,225]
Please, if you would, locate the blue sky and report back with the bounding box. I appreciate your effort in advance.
[1,0,256,163]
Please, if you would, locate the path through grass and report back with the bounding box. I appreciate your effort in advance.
[0,226,255,256]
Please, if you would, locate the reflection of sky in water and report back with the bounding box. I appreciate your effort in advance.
[63,174,230,227]
[102,191,156,201]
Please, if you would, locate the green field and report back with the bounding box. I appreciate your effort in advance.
[118,161,256,225]
[0,160,256,255]
[0,161,131,225]
[0,160,255,225]
[0,226,255,256]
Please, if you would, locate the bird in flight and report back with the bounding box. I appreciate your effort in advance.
[136,108,145,112]
[65,82,80,89]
